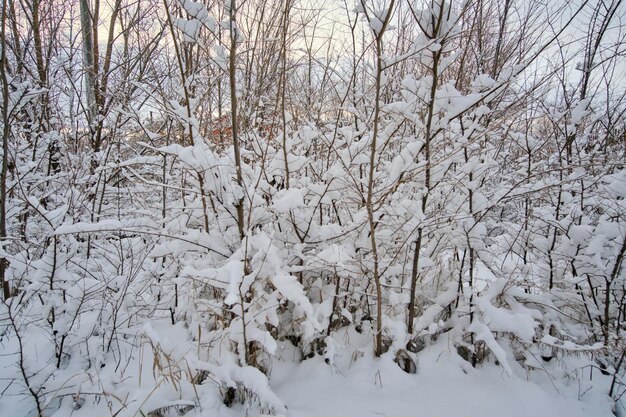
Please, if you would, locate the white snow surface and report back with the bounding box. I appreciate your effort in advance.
[0,323,614,417]
[267,331,612,417]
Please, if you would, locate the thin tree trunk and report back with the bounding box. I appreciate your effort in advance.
[79,0,96,132]
[280,0,291,189]
[1,0,11,300]
[406,1,445,334]
[407,228,423,333]
[605,235,626,346]
[229,0,245,241]
[362,0,396,357]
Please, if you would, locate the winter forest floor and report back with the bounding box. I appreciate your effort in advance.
[0,324,617,417]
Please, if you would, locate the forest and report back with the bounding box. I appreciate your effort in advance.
[0,0,625,416]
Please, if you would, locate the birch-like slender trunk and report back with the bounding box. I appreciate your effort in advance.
[79,0,96,131]
[361,0,396,357]
[406,0,446,334]
[229,0,245,242]
[1,0,11,300]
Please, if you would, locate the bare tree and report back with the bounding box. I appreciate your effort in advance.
[1,0,11,300]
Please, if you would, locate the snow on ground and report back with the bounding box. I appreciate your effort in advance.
[267,330,613,417]
[270,353,610,417]
[0,323,615,417]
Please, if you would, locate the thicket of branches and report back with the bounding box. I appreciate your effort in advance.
[0,0,625,416]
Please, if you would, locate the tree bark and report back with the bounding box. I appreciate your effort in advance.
[229,0,245,241]
[79,0,96,132]
[1,0,11,300]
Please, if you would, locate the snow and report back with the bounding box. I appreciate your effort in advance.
[55,218,157,234]
[175,18,201,43]
[369,17,383,34]
[272,188,305,212]
[468,320,514,375]
[474,292,538,343]
[268,331,612,417]
[0,313,614,417]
